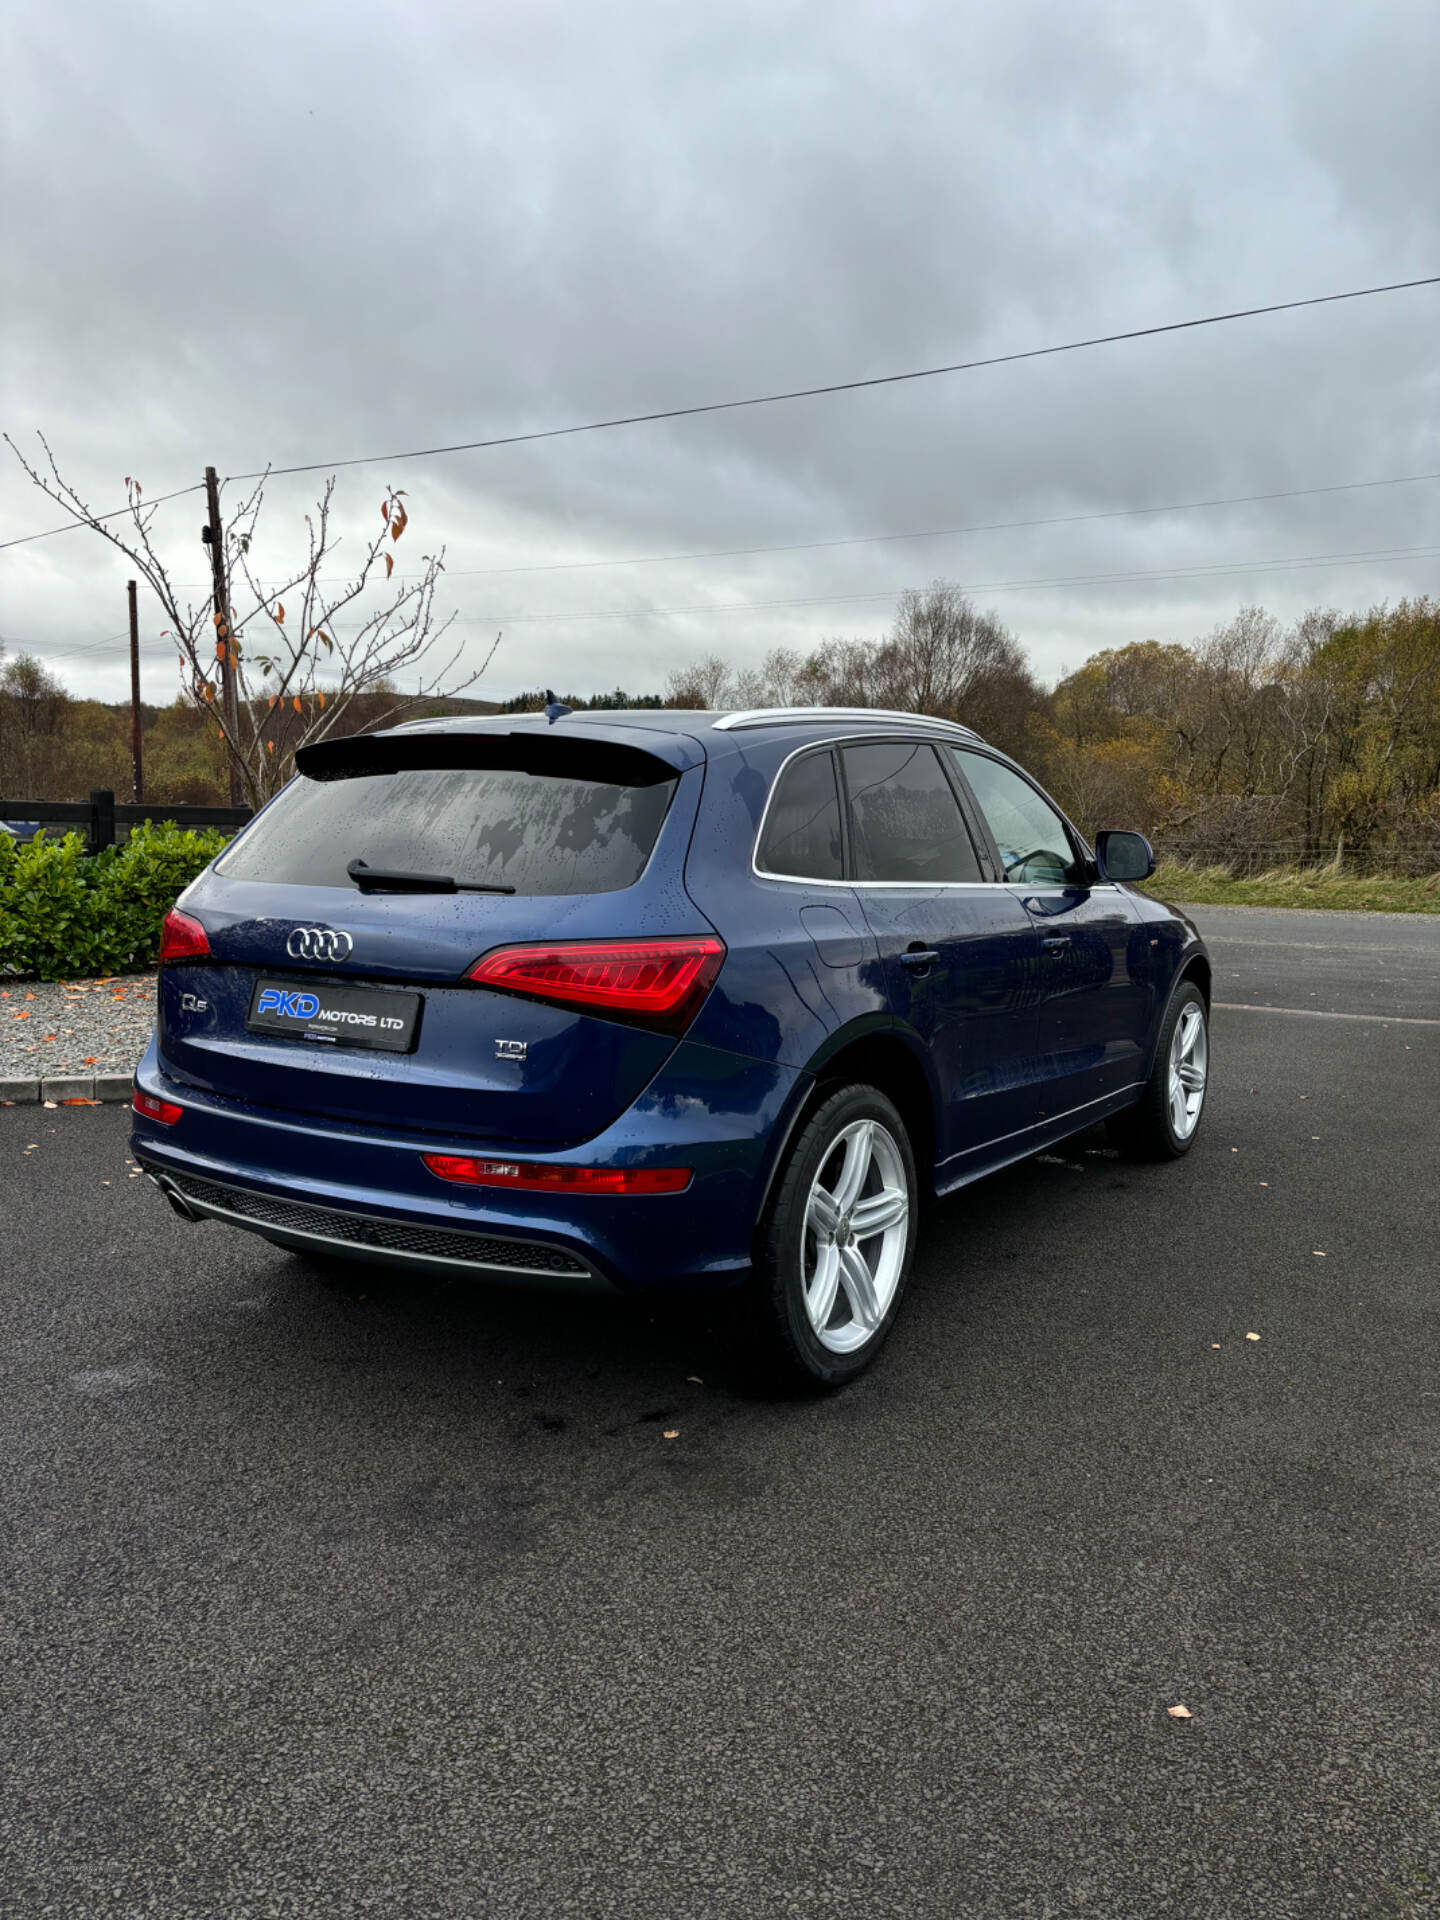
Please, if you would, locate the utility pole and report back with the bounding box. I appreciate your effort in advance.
[203,464,243,806]
[127,579,144,804]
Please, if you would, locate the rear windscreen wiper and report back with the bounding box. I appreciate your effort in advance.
[346,858,516,895]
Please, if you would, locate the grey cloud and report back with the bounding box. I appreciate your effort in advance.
[3,0,1436,706]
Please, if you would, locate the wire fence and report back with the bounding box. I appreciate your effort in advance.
[1152,839,1440,879]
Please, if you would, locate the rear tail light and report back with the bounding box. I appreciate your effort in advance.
[158,909,211,964]
[133,1089,183,1126]
[465,936,725,1034]
[423,1154,690,1195]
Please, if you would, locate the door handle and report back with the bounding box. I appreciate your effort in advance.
[899,948,941,969]
[1041,934,1071,950]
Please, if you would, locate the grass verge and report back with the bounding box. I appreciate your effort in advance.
[1140,860,1440,913]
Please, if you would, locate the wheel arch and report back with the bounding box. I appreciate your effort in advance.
[753,1023,939,1232]
[1178,947,1211,1007]
[1140,943,1212,1079]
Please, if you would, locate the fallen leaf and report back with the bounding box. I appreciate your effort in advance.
[1166,1704,1193,1720]
[61,1097,101,1106]
[1245,1331,1261,1341]
[663,1430,679,1440]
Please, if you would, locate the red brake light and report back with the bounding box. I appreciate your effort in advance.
[133,1089,183,1126]
[423,1155,690,1195]
[465,936,725,1033]
[159,909,211,964]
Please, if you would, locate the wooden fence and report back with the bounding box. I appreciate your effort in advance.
[1,790,252,854]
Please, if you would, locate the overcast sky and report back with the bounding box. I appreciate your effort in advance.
[2,0,1436,710]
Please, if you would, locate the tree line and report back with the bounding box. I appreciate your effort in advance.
[3,583,1437,872]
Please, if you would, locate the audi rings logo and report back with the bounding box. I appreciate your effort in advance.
[285,926,354,963]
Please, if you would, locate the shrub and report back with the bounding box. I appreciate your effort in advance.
[0,822,230,979]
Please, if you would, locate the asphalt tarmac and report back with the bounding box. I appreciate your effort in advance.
[1,906,1437,1918]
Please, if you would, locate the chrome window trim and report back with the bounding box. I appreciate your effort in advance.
[753,734,995,887]
[717,706,984,742]
[751,735,1118,891]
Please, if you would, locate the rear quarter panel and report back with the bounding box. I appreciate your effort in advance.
[679,738,894,1072]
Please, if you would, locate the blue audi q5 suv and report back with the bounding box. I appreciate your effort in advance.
[132,706,1211,1384]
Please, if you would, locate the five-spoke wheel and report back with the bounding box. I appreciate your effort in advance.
[1110,978,1210,1160]
[752,1085,918,1386]
[801,1118,911,1353]
[1167,1000,1208,1142]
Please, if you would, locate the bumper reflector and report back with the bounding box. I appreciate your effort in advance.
[133,1089,183,1126]
[423,1154,690,1196]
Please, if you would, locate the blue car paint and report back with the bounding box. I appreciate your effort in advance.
[131,710,1209,1289]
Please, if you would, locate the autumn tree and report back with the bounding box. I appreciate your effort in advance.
[7,434,497,807]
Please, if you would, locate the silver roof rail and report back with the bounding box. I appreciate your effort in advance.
[712,706,984,742]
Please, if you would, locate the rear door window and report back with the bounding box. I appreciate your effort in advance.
[758,750,844,880]
[841,742,983,884]
[219,758,677,895]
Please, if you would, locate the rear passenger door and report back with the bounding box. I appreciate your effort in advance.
[841,739,1042,1169]
[948,747,1153,1119]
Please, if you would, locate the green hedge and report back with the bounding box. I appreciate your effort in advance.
[0,823,231,980]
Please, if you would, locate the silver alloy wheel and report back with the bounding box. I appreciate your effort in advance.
[1168,1001,1208,1140]
[801,1118,910,1353]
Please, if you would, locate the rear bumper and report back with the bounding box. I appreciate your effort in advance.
[130,1035,807,1290]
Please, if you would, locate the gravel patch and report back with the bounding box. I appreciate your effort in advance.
[0,975,157,1077]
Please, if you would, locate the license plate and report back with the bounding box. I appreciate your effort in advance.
[246,978,422,1052]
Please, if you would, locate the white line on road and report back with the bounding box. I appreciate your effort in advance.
[1214,1002,1439,1026]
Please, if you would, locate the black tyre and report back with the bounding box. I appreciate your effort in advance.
[1108,979,1209,1161]
[749,1083,918,1389]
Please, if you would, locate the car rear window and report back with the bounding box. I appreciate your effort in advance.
[218,741,678,895]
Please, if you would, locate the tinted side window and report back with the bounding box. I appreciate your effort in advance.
[842,742,982,884]
[759,750,843,880]
[949,750,1079,885]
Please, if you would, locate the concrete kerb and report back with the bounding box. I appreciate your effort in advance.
[2,1074,133,1105]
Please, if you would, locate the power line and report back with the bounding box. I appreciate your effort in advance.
[162,464,1440,593]
[4,274,1436,556]
[34,538,1440,663]
[236,275,1440,481]
[436,542,1440,625]
[431,468,1440,580]
[0,482,203,554]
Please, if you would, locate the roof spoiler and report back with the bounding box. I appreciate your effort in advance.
[295,729,677,788]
